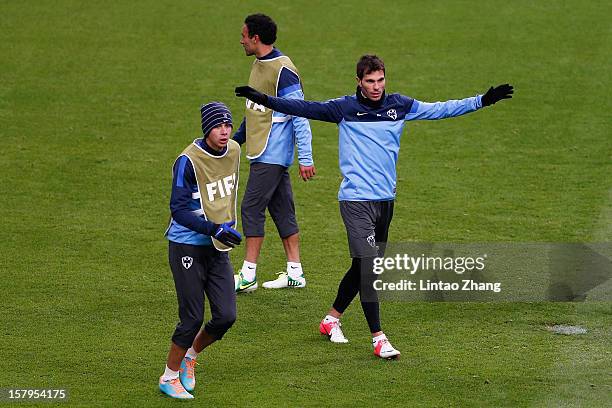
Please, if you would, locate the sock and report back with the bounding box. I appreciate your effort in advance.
[372,333,387,344]
[161,365,179,382]
[287,261,303,279]
[241,261,257,281]
[185,347,198,360]
[324,315,339,323]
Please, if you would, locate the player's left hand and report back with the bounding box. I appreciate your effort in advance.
[235,86,269,106]
[481,84,514,107]
[298,164,316,181]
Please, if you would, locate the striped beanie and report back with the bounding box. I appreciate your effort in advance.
[200,102,233,137]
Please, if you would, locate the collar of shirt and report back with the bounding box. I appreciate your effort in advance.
[197,138,226,156]
[356,86,386,109]
[258,47,283,60]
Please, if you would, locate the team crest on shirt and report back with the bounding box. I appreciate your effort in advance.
[181,256,193,270]
[386,109,397,120]
[367,235,376,248]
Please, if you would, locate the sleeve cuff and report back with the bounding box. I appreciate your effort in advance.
[298,158,314,166]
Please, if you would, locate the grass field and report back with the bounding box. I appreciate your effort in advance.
[1,1,611,406]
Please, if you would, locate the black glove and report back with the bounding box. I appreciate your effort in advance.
[481,84,514,107]
[213,221,242,247]
[235,86,269,106]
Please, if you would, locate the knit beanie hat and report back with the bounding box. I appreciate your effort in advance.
[200,102,233,137]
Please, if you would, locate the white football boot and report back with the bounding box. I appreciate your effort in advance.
[262,272,306,289]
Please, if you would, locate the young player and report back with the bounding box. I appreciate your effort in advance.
[235,55,513,359]
[232,13,315,292]
[159,102,242,399]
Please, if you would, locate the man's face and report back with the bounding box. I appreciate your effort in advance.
[240,25,257,56]
[357,70,385,101]
[206,123,232,151]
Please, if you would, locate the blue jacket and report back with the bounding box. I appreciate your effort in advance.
[266,89,482,200]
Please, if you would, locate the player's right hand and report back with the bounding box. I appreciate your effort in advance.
[213,221,242,247]
[298,164,316,181]
[235,86,269,106]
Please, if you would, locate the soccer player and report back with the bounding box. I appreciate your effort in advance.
[159,102,242,399]
[235,55,513,359]
[232,13,315,292]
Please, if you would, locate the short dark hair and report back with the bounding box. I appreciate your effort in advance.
[244,14,277,45]
[356,55,385,79]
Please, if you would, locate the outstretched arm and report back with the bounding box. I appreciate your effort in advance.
[235,86,343,123]
[405,84,513,121]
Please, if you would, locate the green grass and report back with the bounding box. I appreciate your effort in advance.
[1,1,611,406]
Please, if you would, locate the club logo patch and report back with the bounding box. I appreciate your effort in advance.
[387,109,397,120]
[181,256,193,270]
[367,235,376,248]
